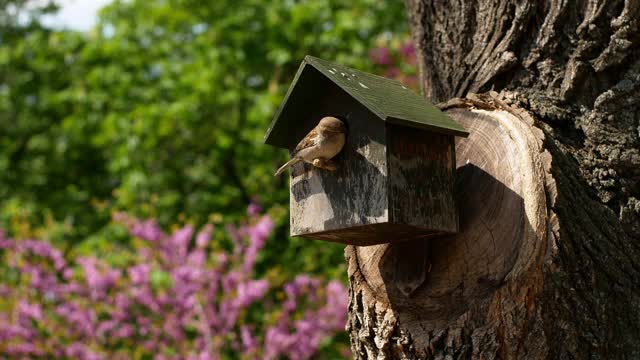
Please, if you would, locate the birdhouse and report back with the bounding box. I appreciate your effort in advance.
[264,56,468,246]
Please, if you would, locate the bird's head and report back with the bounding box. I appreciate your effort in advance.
[318,116,346,133]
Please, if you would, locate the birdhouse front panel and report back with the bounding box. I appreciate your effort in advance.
[289,79,391,244]
[387,125,458,234]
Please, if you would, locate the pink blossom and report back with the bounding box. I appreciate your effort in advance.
[55,303,96,337]
[131,286,160,311]
[0,322,32,341]
[78,257,121,299]
[163,314,184,340]
[0,209,349,359]
[131,219,165,242]
[96,320,117,337]
[66,343,103,360]
[318,280,349,329]
[0,284,10,297]
[128,264,151,284]
[196,224,213,248]
[17,239,66,270]
[369,46,392,65]
[0,238,11,249]
[170,225,194,259]
[188,249,207,266]
[23,264,59,293]
[225,223,243,255]
[240,326,257,353]
[247,201,262,217]
[114,323,134,338]
[0,230,12,248]
[222,271,240,294]
[400,42,415,58]
[235,280,269,307]
[264,326,297,359]
[18,301,43,321]
[252,215,274,240]
[196,351,215,360]
[243,215,274,273]
[6,342,44,357]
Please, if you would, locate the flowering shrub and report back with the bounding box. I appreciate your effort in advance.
[0,207,349,359]
[368,36,419,90]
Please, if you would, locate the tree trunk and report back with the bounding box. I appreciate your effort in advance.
[346,1,640,358]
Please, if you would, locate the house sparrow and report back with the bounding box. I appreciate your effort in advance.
[274,116,347,176]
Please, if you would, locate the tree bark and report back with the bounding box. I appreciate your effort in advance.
[347,1,640,358]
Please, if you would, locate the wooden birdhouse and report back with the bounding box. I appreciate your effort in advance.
[264,56,468,246]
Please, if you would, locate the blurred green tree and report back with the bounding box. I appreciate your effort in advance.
[0,0,408,276]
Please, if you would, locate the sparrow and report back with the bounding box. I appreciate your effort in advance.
[274,116,347,176]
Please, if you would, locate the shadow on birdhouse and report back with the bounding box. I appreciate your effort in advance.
[264,56,468,246]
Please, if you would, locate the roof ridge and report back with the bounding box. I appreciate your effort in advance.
[265,56,468,148]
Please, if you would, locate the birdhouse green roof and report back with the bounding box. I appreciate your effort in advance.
[264,55,468,147]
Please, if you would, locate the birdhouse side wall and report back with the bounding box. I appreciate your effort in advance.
[387,125,458,233]
[289,80,389,239]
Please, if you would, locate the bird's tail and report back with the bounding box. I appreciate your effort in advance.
[274,157,301,176]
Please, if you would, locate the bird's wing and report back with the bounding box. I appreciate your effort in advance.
[293,128,319,154]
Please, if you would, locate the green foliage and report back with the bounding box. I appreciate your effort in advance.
[1,2,411,356]
[0,0,408,276]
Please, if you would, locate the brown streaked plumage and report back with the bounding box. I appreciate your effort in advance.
[274,116,347,176]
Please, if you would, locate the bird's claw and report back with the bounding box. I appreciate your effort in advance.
[312,158,338,171]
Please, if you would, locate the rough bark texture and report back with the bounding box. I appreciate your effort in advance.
[347,0,640,358]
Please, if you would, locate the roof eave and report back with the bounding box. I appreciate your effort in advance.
[263,59,309,147]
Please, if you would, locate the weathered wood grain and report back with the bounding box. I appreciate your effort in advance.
[288,74,389,242]
[388,127,457,233]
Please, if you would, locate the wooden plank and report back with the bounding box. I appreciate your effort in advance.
[300,223,445,246]
[387,126,458,233]
[289,81,389,238]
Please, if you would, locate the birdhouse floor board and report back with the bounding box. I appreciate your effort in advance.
[297,223,448,246]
